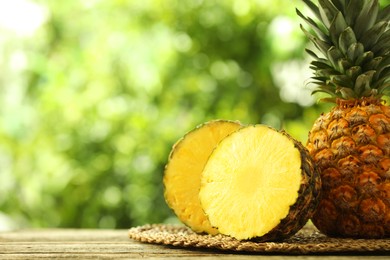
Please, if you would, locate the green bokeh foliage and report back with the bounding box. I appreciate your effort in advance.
[0,0,355,228]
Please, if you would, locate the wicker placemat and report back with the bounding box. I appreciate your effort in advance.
[128,224,390,254]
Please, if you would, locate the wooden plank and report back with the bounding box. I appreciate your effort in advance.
[0,229,264,259]
[0,229,129,242]
[0,229,389,259]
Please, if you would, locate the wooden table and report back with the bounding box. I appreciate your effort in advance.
[0,229,389,259]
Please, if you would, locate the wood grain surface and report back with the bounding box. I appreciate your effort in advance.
[0,229,389,259]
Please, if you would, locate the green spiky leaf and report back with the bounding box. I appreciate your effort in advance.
[354,70,376,95]
[311,76,329,82]
[378,65,390,80]
[297,9,329,42]
[331,74,353,87]
[302,0,321,21]
[299,0,389,101]
[345,0,365,25]
[331,0,346,14]
[338,27,357,55]
[347,42,364,63]
[378,5,390,21]
[365,56,383,71]
[378,81,390,94]
[337,86,357,99]
[311,60,333,69]
[318,0,339,28]
[371,30,390,56]
[355,51,374,66]
[311,84,338,96]
[301,24,332,55]
[360,21,388,49]
[327,46,344,69]
[329,11,348,44]
[346,66,362,81]
[316,68,339,77]
[354,0,379,39]
[378,56,390,74]
[337,58,352,72]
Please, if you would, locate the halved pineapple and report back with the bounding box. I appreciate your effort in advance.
[163,120,242,234]
[199,125,321,241]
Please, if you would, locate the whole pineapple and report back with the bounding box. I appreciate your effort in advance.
[299,0,390,238]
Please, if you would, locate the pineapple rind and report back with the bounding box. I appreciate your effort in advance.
[199,125,321,241]
[163,119,242,235]
[300,0,390,238]
[257,130,321,242]
[308,98,390,238]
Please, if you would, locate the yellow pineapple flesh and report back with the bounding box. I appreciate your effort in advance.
[199,125,321,241]
[163,120,242,234]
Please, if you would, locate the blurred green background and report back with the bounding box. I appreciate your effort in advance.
[0,0,386,230]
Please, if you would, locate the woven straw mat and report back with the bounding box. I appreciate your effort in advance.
[128,224,390,254]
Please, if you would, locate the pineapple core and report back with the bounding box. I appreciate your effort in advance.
[163,120,242,234]
[199,125,302,240]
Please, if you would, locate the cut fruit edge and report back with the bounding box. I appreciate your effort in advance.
[163,120,243,234]
[199,125,321,241]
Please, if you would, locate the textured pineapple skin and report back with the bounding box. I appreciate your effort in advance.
[254,130,322,242]
[308,98,390,238]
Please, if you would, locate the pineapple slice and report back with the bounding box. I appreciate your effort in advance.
[199,125,321,241]
[163,120,242,234]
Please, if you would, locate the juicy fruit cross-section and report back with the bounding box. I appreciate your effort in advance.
[163,120,243,235]
[163,120,321,241]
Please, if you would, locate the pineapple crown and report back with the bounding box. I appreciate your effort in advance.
[298,0,390,102]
